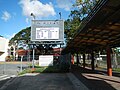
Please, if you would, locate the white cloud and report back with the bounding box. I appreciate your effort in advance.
[19,0,56,18]
[25,18,29,23]
[56,0,73,11]
[1,11,11,21]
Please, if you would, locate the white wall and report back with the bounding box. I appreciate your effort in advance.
[0,37,9,61]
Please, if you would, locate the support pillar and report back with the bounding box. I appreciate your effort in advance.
[91,52,95,71]
[77,53,79,66]
[83,54,85,68]
[107,47,112,76]
[71,55,74,65]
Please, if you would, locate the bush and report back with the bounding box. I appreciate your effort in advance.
[5,55,14,61]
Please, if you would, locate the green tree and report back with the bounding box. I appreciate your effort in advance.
[74,0,99,18]
[64,16,81,40]
[64,0,99,42]
[9,27,31,48]
[9,27,56,55]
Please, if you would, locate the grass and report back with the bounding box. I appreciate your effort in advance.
[18,65,62,75]
[95,66,120,73]
[113,68,120,72]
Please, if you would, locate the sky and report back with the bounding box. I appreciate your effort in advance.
[0,0,75,39]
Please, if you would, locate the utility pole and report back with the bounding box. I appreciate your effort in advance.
[30,13,35,70]
[59,12,61,19]
[31,13,36,20]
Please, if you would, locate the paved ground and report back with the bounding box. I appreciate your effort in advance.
[0,62,29,89]
[0,75,15,81]
[0,75,16,89]
[0,63,120,90]
[0,73,78,90]
[0,62,29,75]
[1,71,120,90]
[71,65,120,90]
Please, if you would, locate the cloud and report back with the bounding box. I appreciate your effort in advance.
[1,11,11,21]
[25,18,29,24]
[56,0,74,11]
[19,0,56,18]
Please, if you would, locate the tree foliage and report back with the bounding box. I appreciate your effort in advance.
[9,27,56,54]
[9,27,31,47]
[64,16,81,40]
[74,0,99,18]
[64,0,99,41]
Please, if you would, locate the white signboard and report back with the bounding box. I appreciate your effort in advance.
[36,27,59,39]
[31,20,64,42]
[39,55,53,66]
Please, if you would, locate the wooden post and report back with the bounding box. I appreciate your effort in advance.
[83,54,85,68]
[71,55,74,65]
[107,47,112,76]
[77,53,79,66]
[91,52,95,71]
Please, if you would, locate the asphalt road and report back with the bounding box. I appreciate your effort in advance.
[0,78,10,89]
[0,73,78,90]
[0,62,29,75]
[0,62,29,89]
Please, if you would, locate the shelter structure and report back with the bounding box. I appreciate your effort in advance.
[62,0,120,76]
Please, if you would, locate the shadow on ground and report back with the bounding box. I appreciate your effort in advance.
[71,65,119,90]
[0,73,75,90]
[1,65,119,90]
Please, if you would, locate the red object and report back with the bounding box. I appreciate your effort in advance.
[53,53,60,56]
[107,47,112,76]
[71,55,74,64]
[16,49,27,56]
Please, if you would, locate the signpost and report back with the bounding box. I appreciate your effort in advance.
[32,45,35,69]
[30,20,64,69]
[17,49,26,72]
[20,56,23,72]
[3,61,6,74]
[31,20,64,42]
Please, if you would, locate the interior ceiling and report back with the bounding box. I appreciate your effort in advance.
[62,0,120,54]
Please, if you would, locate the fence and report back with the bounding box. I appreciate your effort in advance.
[74,54,120,69]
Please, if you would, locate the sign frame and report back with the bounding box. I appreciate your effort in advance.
[31,20,64,42]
